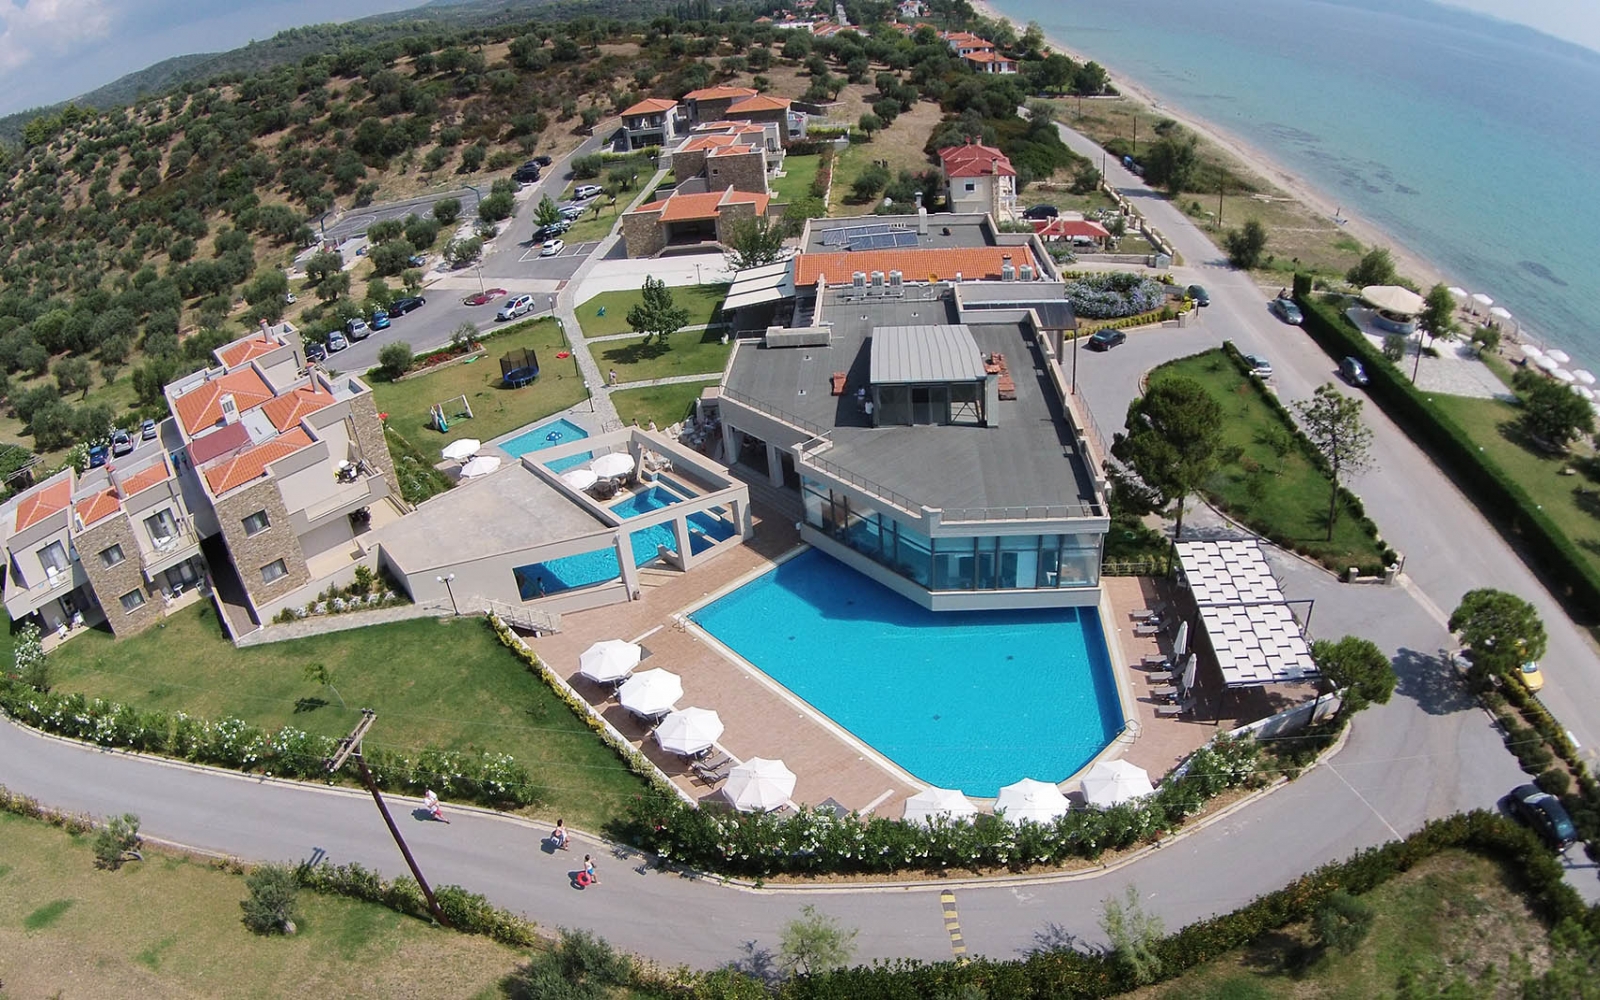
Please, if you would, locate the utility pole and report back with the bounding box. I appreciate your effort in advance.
[1216,177,1225,230]
[325,710,450,927]
[1131,115,1137,157]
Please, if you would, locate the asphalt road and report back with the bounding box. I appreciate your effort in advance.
[323,188,482,244]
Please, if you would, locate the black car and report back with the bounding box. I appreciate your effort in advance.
[1023,204,1059,220]
[389,296,426,315]
[305,341,327,363]
[1187,284,1209,306]
[1507,784,1577,849]
[534,220,572,241]
[1339,356,1370,387]
[513,161,542,184]
[1087,329,1127,351]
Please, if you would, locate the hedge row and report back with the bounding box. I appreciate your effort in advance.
[1486,679,1600,859]
[616,737,1263,878]
[1292,277,1600,619]
[0,677,536,809]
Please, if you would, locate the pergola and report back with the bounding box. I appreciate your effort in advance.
[1176,539,1318,689]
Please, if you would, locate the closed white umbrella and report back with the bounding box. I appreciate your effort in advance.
[994,778,1070,825]
[1520,344,1544,359]
[1446,286,1468,301]
[902,787,979,824]
[1536,355,1561,372]
[1574,369,1596,386]
[560,468,599,491]
[1571,385,1594,401]
[618,668,682,718]
[441,438,481,461]
[1553,369,1577,383]
[1548,349,1572,364]
[578,638,642,684]
[1488,306,1513,323]
[1174,620,1189,659]
[459,455,502,478]
[1080,759,1156,808]
[723,757,796,812]
[654,707,724,756]
[1470,292,1494,312]
[591,452,635,478]
[1181,653,1198,692]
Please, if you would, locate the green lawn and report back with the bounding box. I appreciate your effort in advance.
[576,284,728,339]
[1153,350,1390,574]
[557,199,625,243]
[371,316,587,453]
[611,379,719,429]
[45,603,646,831]
[769,154,821,204]
[0,811,519,998]
[594,331,733,384]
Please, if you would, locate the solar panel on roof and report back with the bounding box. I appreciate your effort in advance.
[893,232,918,247]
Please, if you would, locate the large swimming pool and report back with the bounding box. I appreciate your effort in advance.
[501,418,591,473]
[690,549,1124,796]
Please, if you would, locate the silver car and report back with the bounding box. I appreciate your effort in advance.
[496,294,534,320]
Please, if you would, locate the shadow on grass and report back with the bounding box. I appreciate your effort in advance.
[599,339,673,365]
[293,697,328,714]
[1573,485,1600,520]
[1392,646,1474,717]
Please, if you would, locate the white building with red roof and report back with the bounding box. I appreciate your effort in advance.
[939,140,1019,220]
[619,97,682,151]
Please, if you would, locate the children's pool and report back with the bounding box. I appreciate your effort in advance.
[610,484,683,518]
[514,510,738,599]
[690,549,1124,796]
[501,418,591,473]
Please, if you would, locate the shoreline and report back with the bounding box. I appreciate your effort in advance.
[971,0,1471,317]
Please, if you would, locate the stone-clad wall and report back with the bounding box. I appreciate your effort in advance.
[77,515,163,637]
[213,479,309,612]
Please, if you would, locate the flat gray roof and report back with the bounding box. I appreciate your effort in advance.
[803,215,994,254]
[870,325,987,384]
[372,464,606,572]
[724,290,1099,513]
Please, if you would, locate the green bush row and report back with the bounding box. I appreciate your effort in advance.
[1485,681,1600,858]
[618,737,1264,878]
[1292,278,1600,618]
[292,859,541,948]
[0,678,535,809]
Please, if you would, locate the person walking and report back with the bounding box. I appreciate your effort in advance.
[422,789,450,824]
[552,818,569,850]
[583,854,599,885]
[608,368,618,386]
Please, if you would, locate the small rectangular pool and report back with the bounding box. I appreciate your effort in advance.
[610,484,683,519]
[501,418,591,473]
[514,510,738,598]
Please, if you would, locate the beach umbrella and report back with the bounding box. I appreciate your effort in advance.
[578,638,642,684]
[1470,292,1494,314]
[1519,344,1544,359]
[1536,355,1561,372]
[1080,759,1156,808]
[653,707,724,757]
[1549,349,1572,364]
[1574,369,1596,385]
[1181,653,1199,693]
[618,668,682,718]
[994,778,1070,825]
[1571,385,1594,401]
[1174,620,1190,659]
[459,455,501,478]
[1554,369,1577,383]
[441,438,481,462]
[722,758,796,812]
[1446,286,1468,301]
[560,468,599,491]
[902,787,979,824]
[591,452,635,478]
[1489,306,1513,324]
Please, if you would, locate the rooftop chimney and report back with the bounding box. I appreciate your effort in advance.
[917,206,928,235]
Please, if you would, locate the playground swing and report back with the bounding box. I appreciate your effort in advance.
[430,394,473,432]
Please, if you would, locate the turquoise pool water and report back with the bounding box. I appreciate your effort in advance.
[501,418,591,473]
[690,549,1123,795]
[514,508,739,599]
[610,484,683,518]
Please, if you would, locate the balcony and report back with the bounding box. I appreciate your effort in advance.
[4,559,89,618]
[139,520,202,579]
[292,464,390,534]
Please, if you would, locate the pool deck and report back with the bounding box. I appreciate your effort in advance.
[523,496,1305,818]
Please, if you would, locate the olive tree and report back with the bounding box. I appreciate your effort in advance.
[1111,375,1223,541]
[1294,383,1374,540]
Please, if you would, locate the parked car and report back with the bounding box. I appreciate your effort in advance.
[88,444,108,468]
[513,161,542,184]
[370,309,391,331]
[389,296,426,315]
[532,154,553,167]
[464,287,508,306]
[1507,783,1577,849]
[1516,660,1545,693]
[559,205,585,220]
[1087,329,1127,351]
[1187,284,1210,306]
[407,253,428,268]
[110,428,134,456]
[534,221,571,241]
[1269,296,1304,325]
[539,239,565,257]
[140,418,157,441]
[345,318,371,340]
[496,294,535,321]
[305,341,327,363]
[1339,356,1370,387]
[326,330,349,353]
[1023,204,1059,220]
[1244,354,1273,378]
[573,184,603,200]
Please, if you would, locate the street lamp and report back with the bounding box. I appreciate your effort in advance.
[695,262,703,285]
[436,574,459,616]
[473,264,486,295]
[583,382,595,411]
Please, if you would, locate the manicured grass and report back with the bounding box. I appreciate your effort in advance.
[1148,850,1549,998]
[370,316,587,452]
[1153,350,1389,573]
[0,811,519,998]
[611,379,719,429]
[769,154,821,204]
[594,331,733,384]
[45,603,646,831]
[576,284,729,339]
[557,199,625,243]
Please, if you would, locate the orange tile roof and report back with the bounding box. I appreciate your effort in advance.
[74,490,121,528]
[202,427,314,495]
[117,460,172,497]
[709,144,758,157]
[726,95,791,114]
[682,134,743,152]
[1036,218,1111,239]
[216,333,284,369]
[963,51,1014,64]
[623,97,677,116]
[940,142,1017,178]
[14,479,72,531]
[795,247,1037,286]
[173,368,276,435]
[261,384,337,431]
[682,85,758,102]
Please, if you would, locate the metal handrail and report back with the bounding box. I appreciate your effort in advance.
[719,388,826,436]
[941,503,1105,522]
[477,597,562,635]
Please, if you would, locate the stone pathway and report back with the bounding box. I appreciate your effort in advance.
[1345,307,1511,399]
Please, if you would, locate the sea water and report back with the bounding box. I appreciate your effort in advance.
[991,0,1600,362]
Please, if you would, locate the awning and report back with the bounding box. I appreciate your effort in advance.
[723,259,796,311]
[1361,284,1424,316]
[1176,539,1319,689]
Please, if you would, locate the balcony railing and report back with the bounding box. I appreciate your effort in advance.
[719,387,826,436]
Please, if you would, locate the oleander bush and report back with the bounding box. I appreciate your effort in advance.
[292,859,541,946]
[1065,272,1167,319]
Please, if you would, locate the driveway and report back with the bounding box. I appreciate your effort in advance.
[323,189,481,244]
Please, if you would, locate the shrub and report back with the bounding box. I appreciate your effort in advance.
[1312,890,1374,956]
[92,812,143,869]
[1066,272,1166,319]
[378,341,413,379]
[241,863,301,934]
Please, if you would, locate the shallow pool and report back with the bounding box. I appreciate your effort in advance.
[501,418,591,473]
[514,509,738,598]
[610,484,683,518]
[690,549,1123,796]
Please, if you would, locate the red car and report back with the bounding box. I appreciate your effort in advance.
[463,287,508,306]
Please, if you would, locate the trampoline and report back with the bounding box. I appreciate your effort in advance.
[500,347,540,388]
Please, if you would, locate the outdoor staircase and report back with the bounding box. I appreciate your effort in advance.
[474,597,562,635]
[739,474,803,523]
[635,566,681,591]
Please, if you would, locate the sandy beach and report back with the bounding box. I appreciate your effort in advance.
[969,0,1455,297]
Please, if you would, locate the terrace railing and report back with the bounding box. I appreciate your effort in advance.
[719,388,826,437]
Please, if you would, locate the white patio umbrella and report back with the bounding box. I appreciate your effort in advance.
[578,638,642,684]
[591,452,635,478]
[1470,292,1494,314]
[653,707,724,757]
[902,786,979,824]
[1180,653,1199,693]
[560,468,599,491]
[994,778,1070,825]
[1574,369,1596,385]
[459,455,502,478]
[441,438,481,462]
[1080,759,1156,808]
[1519,344,1544,359]
[1548,349,1572,364]
[723,757,796,812]
[1553,369,1577,383]
[1536,355,1561,372]
[1173,620,1190,659]
[617,668,682,718]
[1488,306,1513,324]
[1446,286,1468,301]
[1571,385,1594,401]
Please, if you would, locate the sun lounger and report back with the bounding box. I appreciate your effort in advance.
[1145,671,1175,684]
[1133,622,1165,637]
[691,754,733,784]
[1141,654,1172,668]
[1149,685,1179,700]
[1155,699,1194,718]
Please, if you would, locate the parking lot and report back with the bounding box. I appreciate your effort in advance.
[517,239,602,263]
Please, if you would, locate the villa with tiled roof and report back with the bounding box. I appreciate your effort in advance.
[619,97,682,151]
[940,140,1019,220]
[681,85,758,124]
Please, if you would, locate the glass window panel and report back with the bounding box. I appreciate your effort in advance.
[999,535,1039,589]
[895,523,932,588]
